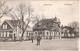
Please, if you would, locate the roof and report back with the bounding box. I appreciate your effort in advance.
[53,17,60,22]
[62,26,75,32]
[26,26,33,31]
[6,20,19,28]
[33,17,61,31]
[0,21,3,26]
[63,26,74,30]
[0,20,31,30]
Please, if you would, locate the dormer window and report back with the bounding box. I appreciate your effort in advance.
[3,24,7,29]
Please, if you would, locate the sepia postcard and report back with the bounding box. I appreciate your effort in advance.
[0,0,79,51]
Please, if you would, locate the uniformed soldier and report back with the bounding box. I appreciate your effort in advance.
[36,35,42,45]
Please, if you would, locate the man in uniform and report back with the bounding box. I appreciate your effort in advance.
[31,36,34,43]
[36,35,42,45]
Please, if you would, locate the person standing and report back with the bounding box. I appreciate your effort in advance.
[36,35,42,45]
[31,36,34,43]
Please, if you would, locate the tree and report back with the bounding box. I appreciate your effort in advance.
[20,2,34,38]
[0,1,12,18]
[32,14,45,24]
[9,2,34,40]
[69,21,79,28]
[68,21,79,37]
[68,21,79,32]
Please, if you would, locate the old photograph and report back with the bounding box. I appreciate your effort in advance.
[0,0,79,51]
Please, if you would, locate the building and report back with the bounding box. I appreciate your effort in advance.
[23,26,33,40]
[0,20,32,41]
[33,17,61,39]
[0,20,22,40]
[0,18,76,41]
[61,26,75,38]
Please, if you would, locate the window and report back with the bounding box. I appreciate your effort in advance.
[1,32,4,37]
[4,32,6,37]
[6,32,7,37]
[53,32,54,36]
[3,24,7,29]
[47,32,48,35]
[7,32,9,37]
[1,32,3,37]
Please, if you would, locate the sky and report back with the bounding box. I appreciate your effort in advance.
[0,0,79,27]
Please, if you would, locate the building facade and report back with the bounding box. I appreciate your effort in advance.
[33,17,61,39]
[0,20,23,40]
[0,20,34,41]
[0,17,77,41]
[61,26,76,38]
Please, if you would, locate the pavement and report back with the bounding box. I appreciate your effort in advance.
[0,38,79,51]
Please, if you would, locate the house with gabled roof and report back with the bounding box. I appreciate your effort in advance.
[0,20,22,40]
[0,20,33,41]
[33,17,61,39]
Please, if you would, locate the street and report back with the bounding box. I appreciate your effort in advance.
[0,39,78,51]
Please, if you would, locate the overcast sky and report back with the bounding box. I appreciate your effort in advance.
[0,0,79,27]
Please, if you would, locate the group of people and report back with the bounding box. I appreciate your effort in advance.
[31,35,42,45]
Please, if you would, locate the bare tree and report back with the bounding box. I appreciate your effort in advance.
[9,2,34,40]
[68,21,79,31]
[0,1,12,18]
[32,14,45,24]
